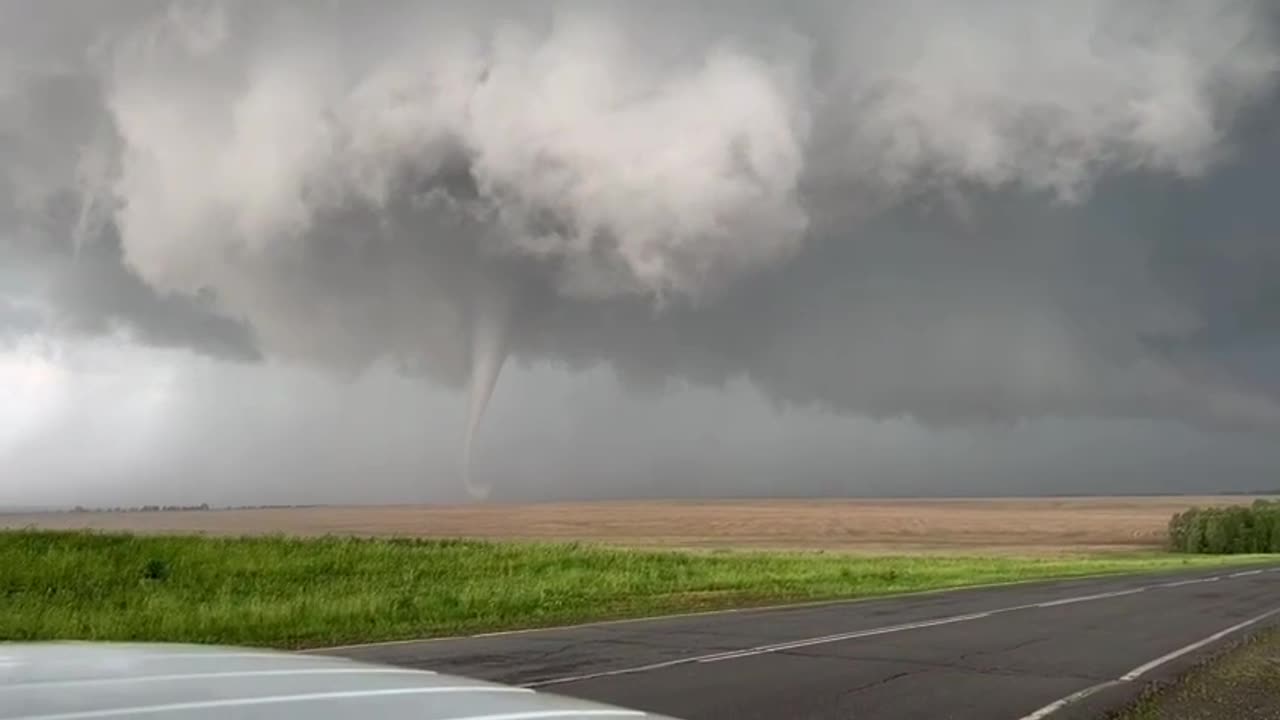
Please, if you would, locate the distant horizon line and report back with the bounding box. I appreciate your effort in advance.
[4,490,1280,514]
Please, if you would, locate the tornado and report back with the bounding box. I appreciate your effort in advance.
[461,284,510,500]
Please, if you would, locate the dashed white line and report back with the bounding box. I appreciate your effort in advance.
[1017,604,1280,720]
[1157,576,1220,588]
[522,658,694,688]
[1035,588,1145,608]
[1229,569,1263,578]
[526,613,1005,687]
[697,613,993,663]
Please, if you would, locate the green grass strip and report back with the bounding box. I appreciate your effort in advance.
[1,530,1272,649]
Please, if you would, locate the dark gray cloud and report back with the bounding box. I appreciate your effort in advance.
[3,0,1280,502]
[0,298,42,342]
[0,5,259,360]
[4,358,1279,508]
[2,211,260,361]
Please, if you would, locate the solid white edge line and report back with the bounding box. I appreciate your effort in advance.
[14,685,534,720]
[1229,569,1264,578]
[1016,604,1280,720]
[1120,606,1280,681]
[1017,681,1123,720]
[0,667,438,691]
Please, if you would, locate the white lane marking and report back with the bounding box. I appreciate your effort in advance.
[1158,576,1220,588]
[15,685,533,720]
[1229,569,1263,578]
[523,658,695,688]
[529,603,1074,686]
[1121,606,1280,680]
[1016,604,1280,720]
[471,629,529,639]
[1018,680,1123,720]
[697,613,993,663]
[1035,588,1145,608]
[440,707,645,712]
[0,667,437,691]
[529,568,1276,688]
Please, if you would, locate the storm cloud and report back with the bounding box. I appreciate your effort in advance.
[4,1,1280,501]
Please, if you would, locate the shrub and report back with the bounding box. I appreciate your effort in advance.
[141,558,171,581]
[1169,502,1280,554]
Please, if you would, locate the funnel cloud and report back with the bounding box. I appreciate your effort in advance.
[463,278,510,499]
[3,1,1280,502]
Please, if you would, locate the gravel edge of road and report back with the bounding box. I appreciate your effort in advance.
[1106,625,1280,720]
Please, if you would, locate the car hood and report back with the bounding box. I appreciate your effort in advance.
[0,642,681,720]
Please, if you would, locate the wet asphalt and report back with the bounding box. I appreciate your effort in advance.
[319,563,1280,720]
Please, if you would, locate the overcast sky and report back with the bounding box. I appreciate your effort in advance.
[4,0,1280,506]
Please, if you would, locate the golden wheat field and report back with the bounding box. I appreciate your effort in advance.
[3,496,1270,554]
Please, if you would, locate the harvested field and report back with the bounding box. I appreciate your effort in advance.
[2,496,1271,553]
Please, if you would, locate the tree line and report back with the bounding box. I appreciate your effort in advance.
[70,504,321,513]
[1168,499,1280,554]
[73,504,211,513]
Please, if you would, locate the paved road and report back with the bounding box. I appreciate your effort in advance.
[317,565,1280,720]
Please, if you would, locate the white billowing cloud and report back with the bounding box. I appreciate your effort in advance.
[106,3,811,306]
[821,0,1277,200]
[100,2,1275,313]
[2,0,1280,470]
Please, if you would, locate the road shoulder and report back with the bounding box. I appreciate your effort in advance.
[1109,626,1280,720]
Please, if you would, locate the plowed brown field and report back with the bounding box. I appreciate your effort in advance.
[4,496,1269,554]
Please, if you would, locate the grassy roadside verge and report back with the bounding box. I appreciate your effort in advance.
[1,530,1272,649]
[1114,627,1280,720]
